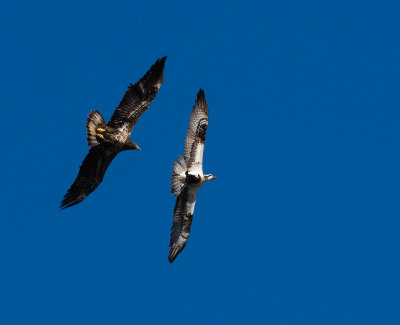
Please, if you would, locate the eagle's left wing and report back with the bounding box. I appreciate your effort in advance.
[107,56,166,133]
[168,186,199,263]
[60,144,118,209]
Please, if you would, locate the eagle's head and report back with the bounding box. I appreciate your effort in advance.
[124,140,141,151]
[131,142,141,150]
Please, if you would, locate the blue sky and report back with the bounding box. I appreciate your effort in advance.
[1,0,399,324]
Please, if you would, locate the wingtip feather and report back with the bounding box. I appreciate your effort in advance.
[168,248,180,263]
[60,193,87,209]
[138,56,167,92]
[195,89,208,113]
[159,56,167,65]
[151,56,167,75]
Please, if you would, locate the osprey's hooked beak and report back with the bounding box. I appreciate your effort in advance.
[205,174,216,182]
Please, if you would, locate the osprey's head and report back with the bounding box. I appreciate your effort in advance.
[204,174,216,182]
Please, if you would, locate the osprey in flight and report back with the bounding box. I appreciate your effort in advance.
[61,56,167,209]
[169,89,216,263]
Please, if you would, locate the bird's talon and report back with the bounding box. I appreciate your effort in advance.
[96,133,105,140]
[97,128,105,133]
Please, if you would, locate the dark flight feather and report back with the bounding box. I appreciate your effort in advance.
[108,56,167,132]
[60,144,118,209]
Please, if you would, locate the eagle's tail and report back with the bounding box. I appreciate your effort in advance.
[171,155,187,197]
[86,110,106,147]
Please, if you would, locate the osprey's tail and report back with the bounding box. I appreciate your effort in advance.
[171,155,187,197]
[86,110,106,147]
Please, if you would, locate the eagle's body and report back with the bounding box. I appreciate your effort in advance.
[168,89,216,263]
[61,56,167,209]
[88,123,135,149]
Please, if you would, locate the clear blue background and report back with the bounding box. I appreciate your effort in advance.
[1,0,399,324]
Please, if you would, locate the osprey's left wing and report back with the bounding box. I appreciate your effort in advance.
[184,89,209,175]
[107,56,167,133]
[168,186,199,263]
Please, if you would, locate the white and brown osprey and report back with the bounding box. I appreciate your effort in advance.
[61,56,167,209]
[169,89,216,263]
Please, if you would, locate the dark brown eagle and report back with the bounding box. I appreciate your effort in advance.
[168,89,216,262]
[61,56,167,209]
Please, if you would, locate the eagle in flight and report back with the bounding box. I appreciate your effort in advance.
[61,56,167,209]
[169,89,216,262]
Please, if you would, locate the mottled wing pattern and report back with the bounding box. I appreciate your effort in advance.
[107,56,166,133]
[184,89,209,174]
[60,144,118,209]
[168,187,199,263]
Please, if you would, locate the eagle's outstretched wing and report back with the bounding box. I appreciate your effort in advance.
[184,89,209,175]
[60,144,118,209]
[168,187,199,263]
[107,56,167,133]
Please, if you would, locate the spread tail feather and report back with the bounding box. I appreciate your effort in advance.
[174,155,187,173]
[171,155,187,197]
[86,110,106,147]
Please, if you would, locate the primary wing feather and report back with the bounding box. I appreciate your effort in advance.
[60,144,118,209]
[107,56,167,132]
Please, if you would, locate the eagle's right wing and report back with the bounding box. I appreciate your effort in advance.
[107,57,166,133]
[60,144,118,209]
[168,186,199,263]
